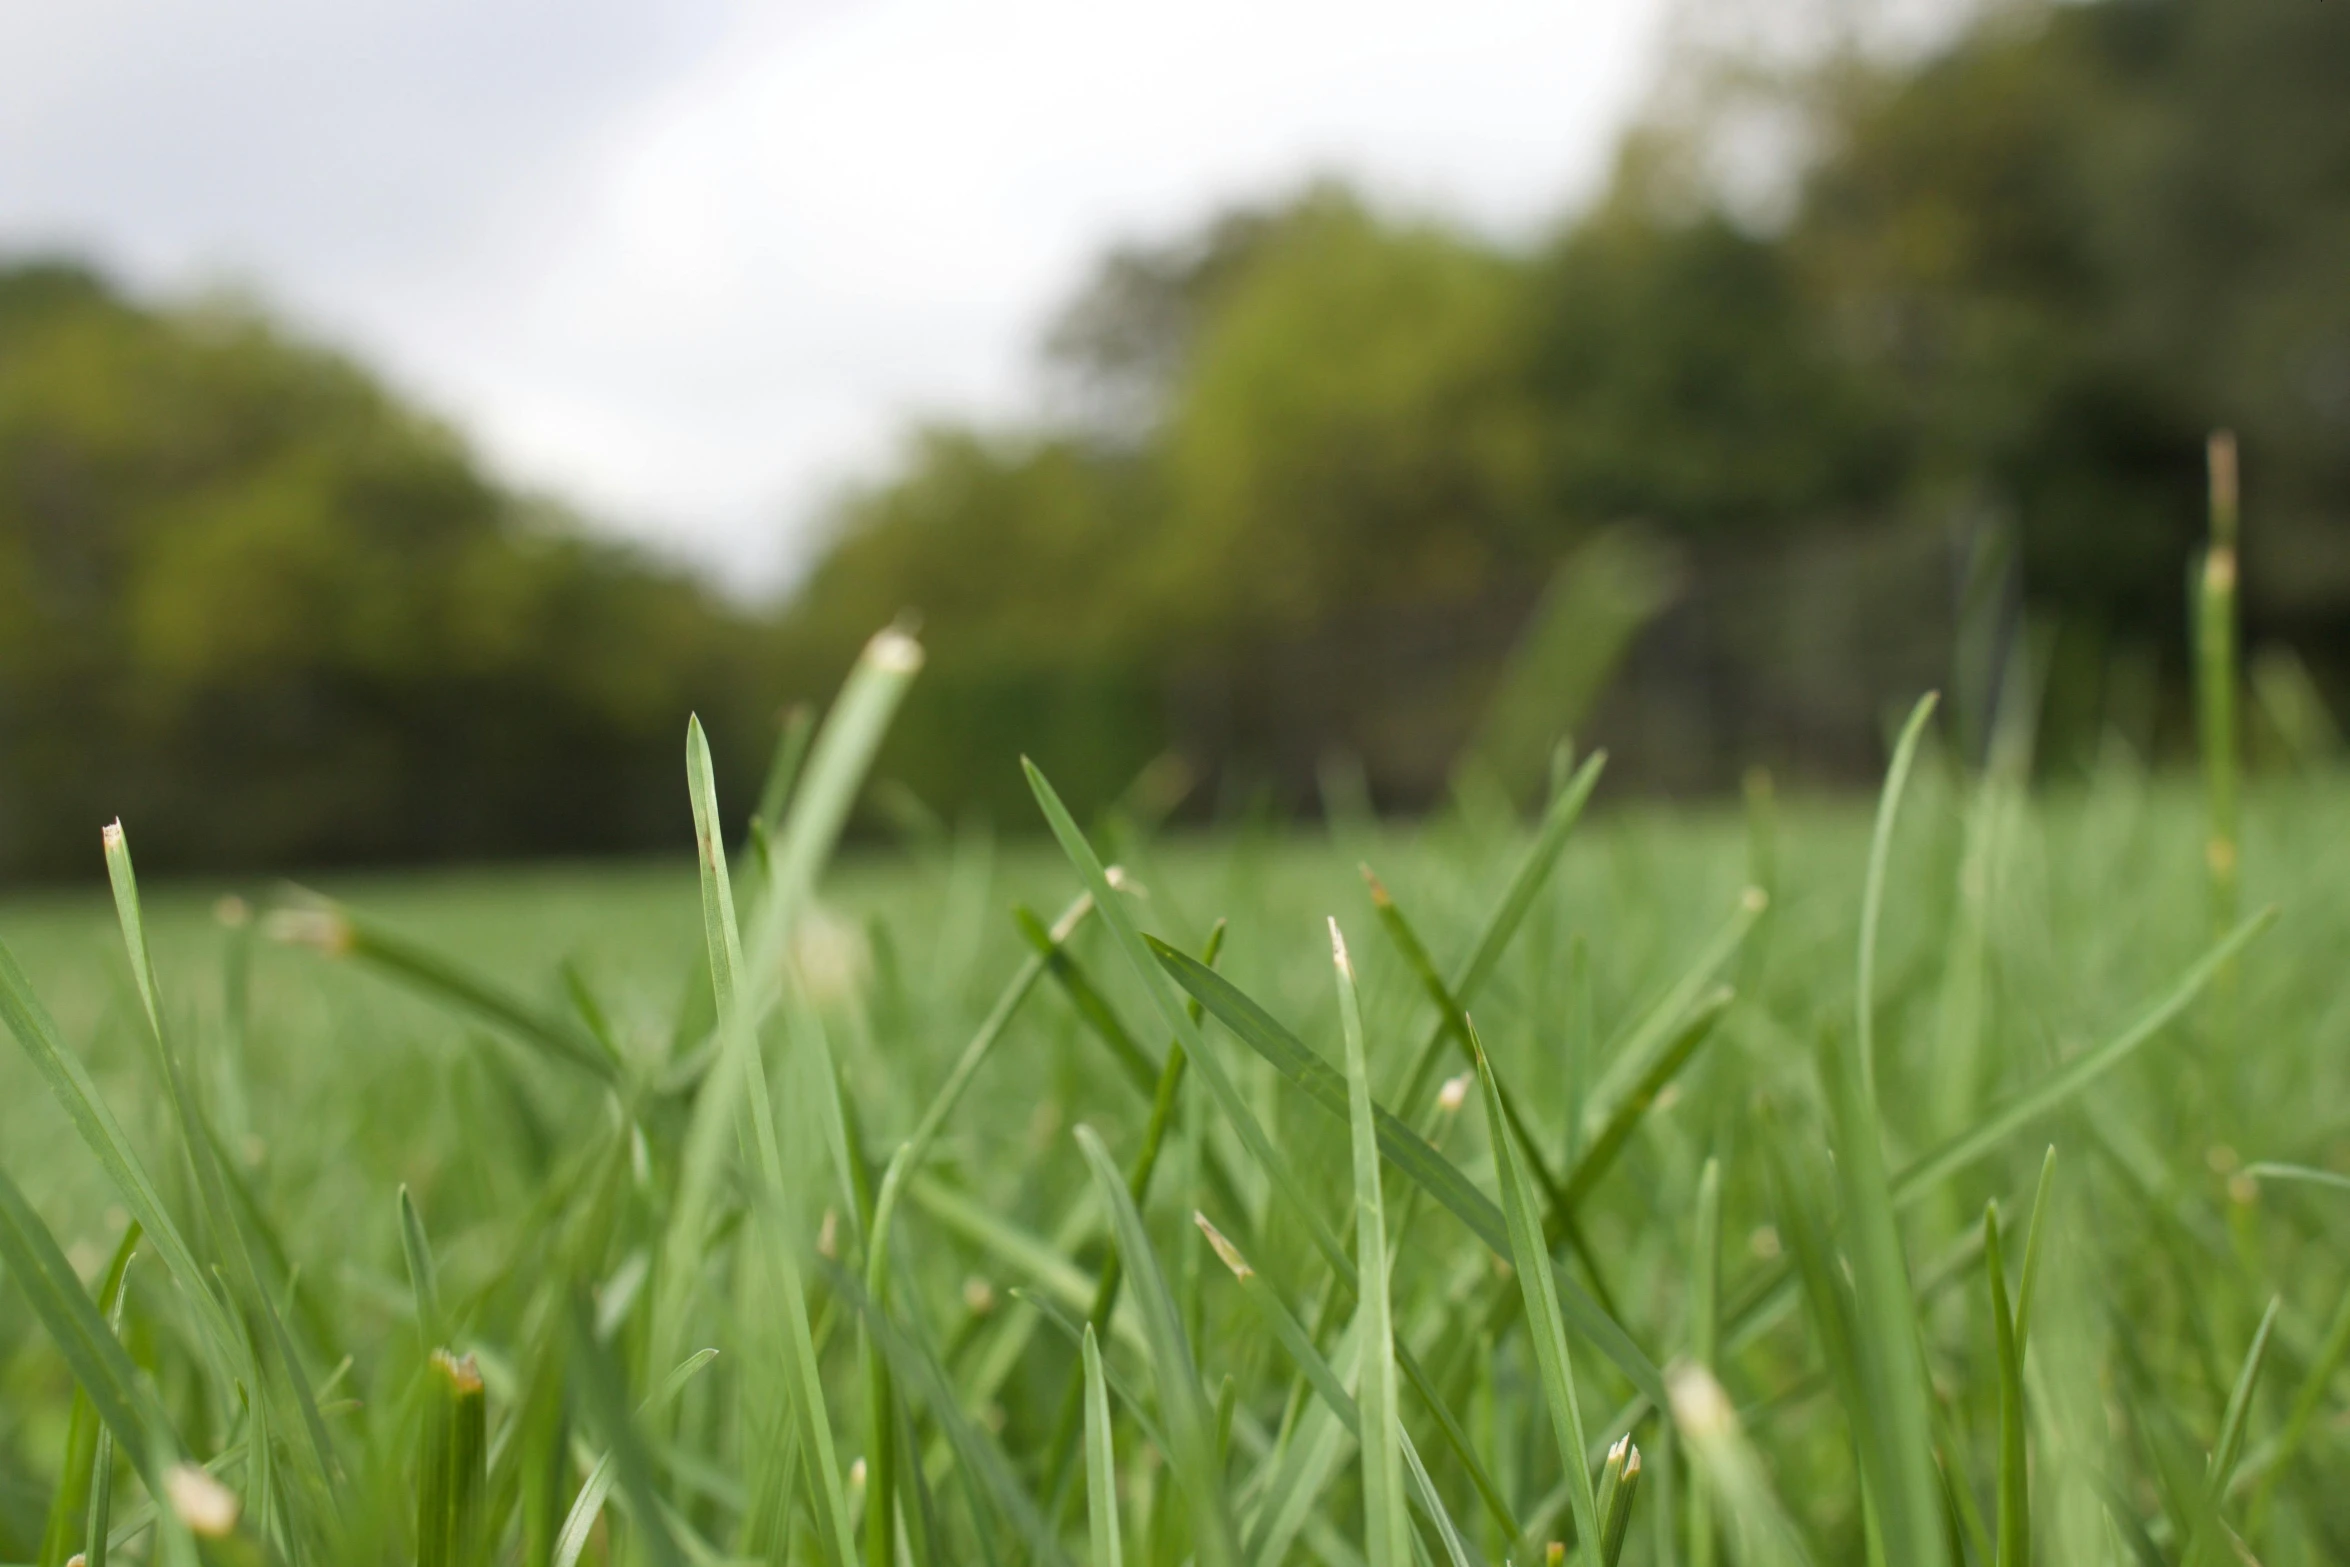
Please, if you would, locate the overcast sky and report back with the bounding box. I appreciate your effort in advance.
[1,0,1675,587]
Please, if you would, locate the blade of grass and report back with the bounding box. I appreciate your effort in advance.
[270,902,622,1084]
[552,1349,721,1567]
[1334,921,1410,1567]
[0,1164,176,1495]
[1473,1021,1602,1566]
[0,933,242,1375]
[1029,761,1354,1289]
[106,824,344,1525]
[1985,1204,2027,1567]
[1075,1123,1240,1567]
[685,715,858,1567]
[863,891,1093,1567]
[1894,908,2276,1201]
[1687,1157,1721,1567]
[399,1185,445,1352]
[1858,694,1939,1104]
[37,1221,138,1567]
[1084,1325,1125,1567]
[418,1350,487,1567]
[566,1294,685,1567]
[1016,902,1161,1097]
[1152,941,1666,1406]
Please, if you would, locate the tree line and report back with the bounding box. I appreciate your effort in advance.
[4,0,2345,873]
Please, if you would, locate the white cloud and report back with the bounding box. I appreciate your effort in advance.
[1,0,1668,588]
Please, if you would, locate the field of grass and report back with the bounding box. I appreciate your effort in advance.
[4,630,2350,1567]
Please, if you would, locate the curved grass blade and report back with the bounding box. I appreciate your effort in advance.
[1152,940,1666,1406]
[1394,751,1608,1116]
[551,1349,720,1567]
[565,1294,685,1567]
[1895,908,2276,1201]
[2013,1148,2057,1362]
[822,1261,1077,1567]
[1029,760,1353,1288]
[0,933,240,1371]
[1016,903,1160,1096]
[0,1164,175,1495]
[37,1221,138,1567]
[1074,1123,1240,1567]
[2206,1297,2280,1499]
[1084,1326,1125,1567]
[1193,1216,1488,1563]
[271,903,622,1083]
[862,891,1092,1567]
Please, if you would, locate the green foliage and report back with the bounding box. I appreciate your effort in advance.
[0,263,766,875]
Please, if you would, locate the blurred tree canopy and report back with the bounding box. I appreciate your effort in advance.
[0,262,767,876]
[788,0,2350,819]
[5,0,2346,870]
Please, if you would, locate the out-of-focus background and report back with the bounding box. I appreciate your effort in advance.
[3,0,2345,877]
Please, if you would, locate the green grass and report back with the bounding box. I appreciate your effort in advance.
[6,643,2350,1565]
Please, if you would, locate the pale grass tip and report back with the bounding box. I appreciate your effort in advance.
[1104,864,1147,897]
[865,626,925,674]
[263,906,354,956]
[1668,1362,1735,1443]
[67,1555,86,1567]
[213,893,251,928]
[1327,917,1352,978]
[1622,1445,1642,1480]
[102,819,124,850]
[166,1462,241,1537]
[817,1208,840,1260]
[963,1276,997,1315]
[847,1456,867,1490]
[1741,884,1769,914]
[1193,1211,1253,1280]
[431,1349,484,1393]
[1046,892,1095,943]
[1436,1074,1472,1114]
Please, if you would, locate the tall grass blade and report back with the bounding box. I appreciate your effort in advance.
[1152,941,1665,1404]
[1075,1123,1240,1567]
[1857,694,1938,1103]
[418,1350,488,1567]
[1028,761,1352,1285]
[685,714,859,1567]
[1984,1204,2027,1567]
[400,1185,445,1351]
[1688,1157,1721,1567]
[1334,921,1410,1567]
[1472,1022,1602,1565]
[0,1164,174,1494]
[1085,1325,1126,1567]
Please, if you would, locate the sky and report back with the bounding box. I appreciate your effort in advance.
[1,0,1676,588]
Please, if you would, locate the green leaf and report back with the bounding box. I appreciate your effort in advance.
[1984,1205,2027,1567]
[1084,1326,1125,1567]
[1074,1123,1240,1567]
[1028,760,1353,1286]
[0,1164,175,1496]
[1333,921,1409,1567]
[1152,938,1667,1407]
[1472,1021,1602,1565]
[399,1185,445,1351]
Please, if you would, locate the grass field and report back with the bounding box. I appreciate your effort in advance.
[4,635,2349,1567]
